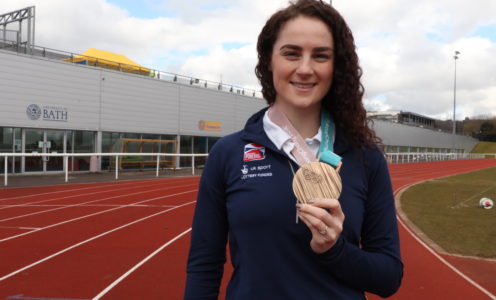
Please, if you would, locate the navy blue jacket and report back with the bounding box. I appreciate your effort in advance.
[185,108,403,299]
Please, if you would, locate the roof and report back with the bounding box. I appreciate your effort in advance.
[63,48,151,75]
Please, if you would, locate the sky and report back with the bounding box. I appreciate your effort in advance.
[1,0,495,120]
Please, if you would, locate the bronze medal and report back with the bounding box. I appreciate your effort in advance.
[292,161,342,204]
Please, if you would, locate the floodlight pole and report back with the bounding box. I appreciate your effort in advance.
[451,51,460,155]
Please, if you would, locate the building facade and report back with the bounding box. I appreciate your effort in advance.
[0,48,479,174]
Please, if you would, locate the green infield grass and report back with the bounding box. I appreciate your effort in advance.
[471,142,496,154]
[401,167,496,258]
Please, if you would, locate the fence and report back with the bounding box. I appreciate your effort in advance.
[384,152,495,164]
[1,152,495,187]
[1,152,208,186]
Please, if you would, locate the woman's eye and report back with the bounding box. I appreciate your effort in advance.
[314,54,331,60]
[283,52,299,58]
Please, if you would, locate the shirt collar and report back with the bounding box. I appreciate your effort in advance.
[263,110,321,151]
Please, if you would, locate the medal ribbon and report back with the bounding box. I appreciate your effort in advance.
[268,106,342,168]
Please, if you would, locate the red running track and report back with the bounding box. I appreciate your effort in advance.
[0,159,495,300]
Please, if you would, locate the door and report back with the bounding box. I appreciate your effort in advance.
[23,129,65,172]
[45,130,64,171]
[24,129,44,172]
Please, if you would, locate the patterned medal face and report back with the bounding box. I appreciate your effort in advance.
[292,162,342,204]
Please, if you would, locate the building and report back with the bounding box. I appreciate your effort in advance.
[368,110,436,129]
[0,45,266,173]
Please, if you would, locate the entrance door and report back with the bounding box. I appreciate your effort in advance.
[45,130,64,171]
[24,129,44,172]
[23,129,65,172]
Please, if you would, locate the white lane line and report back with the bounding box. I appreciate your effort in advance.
[92,228,192,300]
[0,179,160,201]
[396,216,496,299]
[0,183,197,222]
[1,204,175,208]
[0,179,194,210]
[0,201,196,282]
[0,226,41,230]
[0,189,197,243]
[0,176,195,201]
[393,169,496,300]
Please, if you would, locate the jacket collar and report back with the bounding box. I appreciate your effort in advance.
[241,107,350,156]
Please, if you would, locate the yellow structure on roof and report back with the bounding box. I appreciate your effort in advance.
[63,48,151,76]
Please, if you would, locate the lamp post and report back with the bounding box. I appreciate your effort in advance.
[451,51,460,155]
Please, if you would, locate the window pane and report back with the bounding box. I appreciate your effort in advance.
[180,136,192,167]
[0,128,13,173]
[102,132,119,152]
[193,136,208,168]
[0,128,13,152]
[72,131,95,171]
[208,137,220,152]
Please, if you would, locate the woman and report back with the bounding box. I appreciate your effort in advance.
[185,0,403,299]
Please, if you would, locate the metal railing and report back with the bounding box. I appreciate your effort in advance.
[2,152,495,186]
[0,39,264,98]
[1,152,208,186]
[384,152,496,164]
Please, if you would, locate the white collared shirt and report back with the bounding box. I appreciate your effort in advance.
[263,110,321,165]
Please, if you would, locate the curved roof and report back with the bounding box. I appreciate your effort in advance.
[64,48,151,75]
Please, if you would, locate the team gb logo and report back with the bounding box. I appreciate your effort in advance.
[243,143,265,162]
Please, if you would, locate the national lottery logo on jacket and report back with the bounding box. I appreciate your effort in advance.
[243,143,266,162]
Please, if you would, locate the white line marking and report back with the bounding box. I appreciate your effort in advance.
[0,179,196,210]
[0,179,158,201]
[0,190,197,243]
[397,216,495,299]
[0,176,195,201]
[92,228,192,300]
[0,202,196,282]
[392,166,496,300]
[0,226,41,230]
[0,183,197,222]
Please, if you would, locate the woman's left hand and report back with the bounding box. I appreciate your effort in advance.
[297,198,345,254]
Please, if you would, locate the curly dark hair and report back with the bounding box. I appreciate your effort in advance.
[255,0,380,148]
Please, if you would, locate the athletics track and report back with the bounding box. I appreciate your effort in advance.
[0,159,495,300]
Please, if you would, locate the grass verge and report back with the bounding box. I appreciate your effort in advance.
[401,167,496,258]
[471,142,496,154]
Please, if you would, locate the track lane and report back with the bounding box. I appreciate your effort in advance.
[367,159,496,300]
[0,202,196,299]
[0,183,199,229]
[1,161,495,299]
[0,180,198,276]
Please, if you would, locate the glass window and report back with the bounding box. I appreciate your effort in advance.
[102,132,121,153]
[73,131,94,152]
[194,136,208,167]
[13,128,21,173]
[123,133,140,139]
[399,146,409,153]
[180,135,193,167]
[102,132,122,170]
[193,136,208,153]
[69,131,95,171]
[0,127,13,173]
[142,134,160,140]
[0,127,13,152]
[208,137,220,152]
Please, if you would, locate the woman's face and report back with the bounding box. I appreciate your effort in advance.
[270,16,334,113]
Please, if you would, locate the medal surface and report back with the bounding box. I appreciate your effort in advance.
[292,161,342,204]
